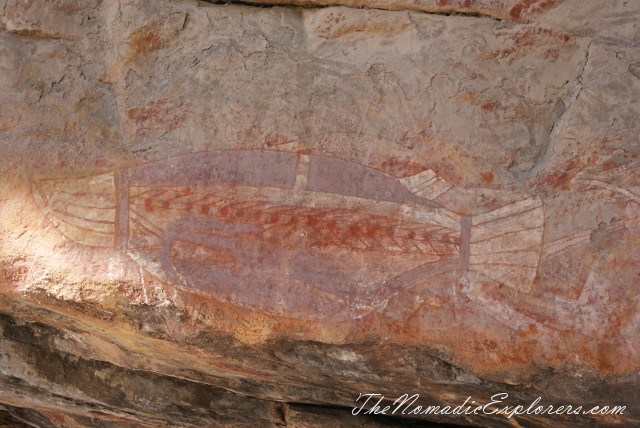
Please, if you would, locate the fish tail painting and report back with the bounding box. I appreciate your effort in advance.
[32,150,544,320]
[32,172,119,248]
[399,170,545,293]
[468,196,544,293]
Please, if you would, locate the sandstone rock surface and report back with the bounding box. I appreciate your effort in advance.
[0,0,639,426]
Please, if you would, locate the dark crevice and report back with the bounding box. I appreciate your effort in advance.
[0,405,58,428]
[285,402,481,427]
[202,0,503,21]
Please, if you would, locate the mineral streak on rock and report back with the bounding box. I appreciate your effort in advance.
[0,0,639,426]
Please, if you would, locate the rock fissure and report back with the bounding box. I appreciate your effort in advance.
[202,0,503,20]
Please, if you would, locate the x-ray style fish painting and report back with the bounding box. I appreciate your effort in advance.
[32,150,544,319]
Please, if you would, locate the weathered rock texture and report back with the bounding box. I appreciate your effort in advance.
[0,0,639,426]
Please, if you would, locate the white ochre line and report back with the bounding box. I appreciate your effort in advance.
[293,154,310,190]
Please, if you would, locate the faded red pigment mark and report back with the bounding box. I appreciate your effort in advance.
[126,98,186,137]
[536,155,595,189]
[435,0,476,9]
[378,157,429,178]
[481,101,496,112]
[128,20,179,56]
[496,27,573,60]
[509,0,560,23]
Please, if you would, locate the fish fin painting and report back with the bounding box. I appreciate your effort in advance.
[32,150,545,320]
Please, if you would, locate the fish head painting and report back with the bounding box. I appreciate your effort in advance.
[31,150,545,321]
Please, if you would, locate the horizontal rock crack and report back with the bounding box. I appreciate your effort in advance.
[202,0,503,20]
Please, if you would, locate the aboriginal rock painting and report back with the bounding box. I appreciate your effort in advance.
[33,150,547,321]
